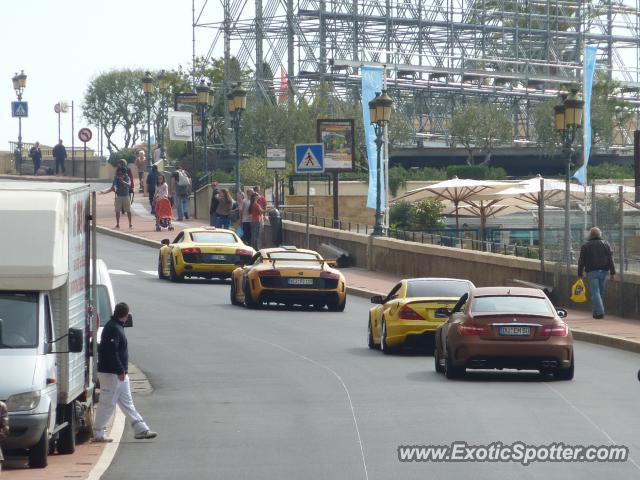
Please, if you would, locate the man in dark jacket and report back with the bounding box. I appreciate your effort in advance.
[146,165,158,214]
[52,139,67,174]
[29,142,42,175]
[578,227,616,319]
[93,303,157,442]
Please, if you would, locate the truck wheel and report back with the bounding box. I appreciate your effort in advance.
[28,425,49,468]
[57,402,77,454]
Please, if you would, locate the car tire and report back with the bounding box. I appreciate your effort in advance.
[157,255,166,280]
[243,278,260,309]
[169,257,183,283]
[327,296,346,312]
[367,320,378,350]
[230,278,241,306]
[555,355,574,381]
[28,424,49,468]
[445,348,465,379]
[57,402,76,455]
[434,347,445,374]
[380,320,395,355]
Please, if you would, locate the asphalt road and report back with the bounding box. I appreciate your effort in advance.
[97,233,640,480]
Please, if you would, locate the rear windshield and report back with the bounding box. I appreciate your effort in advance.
[0,293,39,348]
[406,280,470,298]
[190,232,238,244]
[472,296,553,315]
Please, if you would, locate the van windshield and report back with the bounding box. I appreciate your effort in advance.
[0,293,38,348]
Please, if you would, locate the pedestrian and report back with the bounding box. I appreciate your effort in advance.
[230,191,244,233]
[249,191,265,250]
[0,400,8,473]
[578,227,616,319]
[209,181,220,227]
[52,139,67,174]
[173,171,190,221]
[254,185,267,212]
[241,188,253,245]
[93,302,157,442]
[29,141,42,175]
[99,165,132,229]
[135,150,146,193]
[215,188,234,229]
[146,165,158,214]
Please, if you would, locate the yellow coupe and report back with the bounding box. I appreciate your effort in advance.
[158,227,255,282]
[368,278,474,354]
[230,246,347,311]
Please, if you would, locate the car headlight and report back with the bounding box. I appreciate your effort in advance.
[6,390,41,412]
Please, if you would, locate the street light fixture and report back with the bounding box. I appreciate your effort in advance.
[227,82,247,195]
[369,89,393,236]
[157,70,170,160]
[196,80,212,175]
[142,71,154,169]
[12,70,27,173]
[555,88,584,299]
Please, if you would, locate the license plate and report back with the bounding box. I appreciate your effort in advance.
[499,326,531,336]
[287,278,314,285]
[205,254,227,262]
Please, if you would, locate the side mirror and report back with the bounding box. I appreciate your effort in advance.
[435,307,451,318]
[161,239,170,246]
[556,308,568,319]
[370,295,384,304]
[124,314,133,328]
[68,328,84,353]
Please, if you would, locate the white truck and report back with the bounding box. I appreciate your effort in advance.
[0,182,98,468]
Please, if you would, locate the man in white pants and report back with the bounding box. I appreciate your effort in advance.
[93,302,157,442]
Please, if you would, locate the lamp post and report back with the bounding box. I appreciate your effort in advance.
[142,71,154,169]
[157,70,170,160]
[554,89,584,299]
[196,80,212,175]
[12,70,27,173]
[227,83,247,195]
[368,90,393,236]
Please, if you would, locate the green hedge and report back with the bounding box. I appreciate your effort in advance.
[446,164,507,180]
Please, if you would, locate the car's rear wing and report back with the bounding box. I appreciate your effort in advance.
[267,258,338,267]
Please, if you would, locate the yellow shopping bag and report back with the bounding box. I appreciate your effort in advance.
[570,278,587,303]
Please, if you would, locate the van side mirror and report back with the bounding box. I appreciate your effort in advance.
[370,295,384,304]
[124,314,133,328]
[68,328,84,353]
[161,239,170,246]
[556,308,568,319]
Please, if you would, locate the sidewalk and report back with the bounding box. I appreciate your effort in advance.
[92,188,640,354]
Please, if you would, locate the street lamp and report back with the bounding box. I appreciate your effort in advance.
[554,89,584,298]
[157,70,170,160]
[227,82,247,195]
[196,80,212,175]
[12,70,27,173]
[369,89,393,236]
[142,71,154,169]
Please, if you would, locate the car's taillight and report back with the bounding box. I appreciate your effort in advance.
[320,271,339,280]
[540,322,569,337]
[259,270,281,277]
[458,322,490,335]
[182,247,201,254]
[236,249,253,256]
[398,305,424,320]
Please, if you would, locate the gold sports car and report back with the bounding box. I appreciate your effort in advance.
[158,227,255,282]
[368,277,474,354]
[230,246,347,311]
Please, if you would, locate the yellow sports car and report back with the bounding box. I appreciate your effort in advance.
[368,277,474,354]
[158,227,255,282]
[230,246,347,311]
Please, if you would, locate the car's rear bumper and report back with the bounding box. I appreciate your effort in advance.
[257,289,343,305]
[181,263,238,276]
[386,321,444,347]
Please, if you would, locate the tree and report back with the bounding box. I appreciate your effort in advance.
[409,199,446,230]
[239,156,274,191]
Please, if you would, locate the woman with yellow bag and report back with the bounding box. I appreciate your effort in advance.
[577,227,616,319]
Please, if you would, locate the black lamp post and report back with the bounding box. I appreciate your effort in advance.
[554,89,584,297]
[157,70,170,160]
[196,80,212,175]
[368,89,393,236]
[142,71,155,169]
[227,83,247,195]
[12,70,27,173]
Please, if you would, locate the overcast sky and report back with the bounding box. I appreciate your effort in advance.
[1,0,221,153]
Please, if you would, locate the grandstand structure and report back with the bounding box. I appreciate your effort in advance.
[194,0,640,150]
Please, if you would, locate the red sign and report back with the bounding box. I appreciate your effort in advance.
[78,128,92,143]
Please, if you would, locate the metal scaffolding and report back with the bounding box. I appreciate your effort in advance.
[194,0,640,149]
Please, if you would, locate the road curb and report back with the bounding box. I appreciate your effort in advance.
[0,174,104,183]
[96,225,161,249]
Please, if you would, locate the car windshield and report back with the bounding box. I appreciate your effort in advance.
[268,252,322,267]
[190,232,238,244]
[0,293,38,348]
[472,296,554,316]
[406,280,470,298]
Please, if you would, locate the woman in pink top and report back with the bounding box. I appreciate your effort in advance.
[249,192,264,250]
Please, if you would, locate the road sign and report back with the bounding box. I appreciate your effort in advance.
[266,148,287,169]
[295,143,324,173]
[78,128,92,143]
[11,101,28,118]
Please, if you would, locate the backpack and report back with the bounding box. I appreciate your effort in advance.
[177,170,191,187]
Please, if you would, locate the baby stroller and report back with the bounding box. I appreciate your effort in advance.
[155,197,174,232]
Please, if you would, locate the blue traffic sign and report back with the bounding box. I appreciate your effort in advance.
[11,101,28,118]
[295,143,324,173]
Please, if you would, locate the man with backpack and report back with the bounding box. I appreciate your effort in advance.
[174,167,191,221]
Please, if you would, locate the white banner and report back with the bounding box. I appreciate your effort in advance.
[168,111,193,142]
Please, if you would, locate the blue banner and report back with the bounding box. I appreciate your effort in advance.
[573,46,597,185]
[361,66,384,209]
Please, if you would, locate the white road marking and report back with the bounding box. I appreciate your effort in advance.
[87,407,125,480]
[140,270,158,276]
[108,269,135,276]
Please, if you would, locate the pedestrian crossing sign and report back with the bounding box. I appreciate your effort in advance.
[11,101,28,118]
[295,143,324,173]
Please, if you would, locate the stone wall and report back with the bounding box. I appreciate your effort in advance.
[283,194,374,226]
